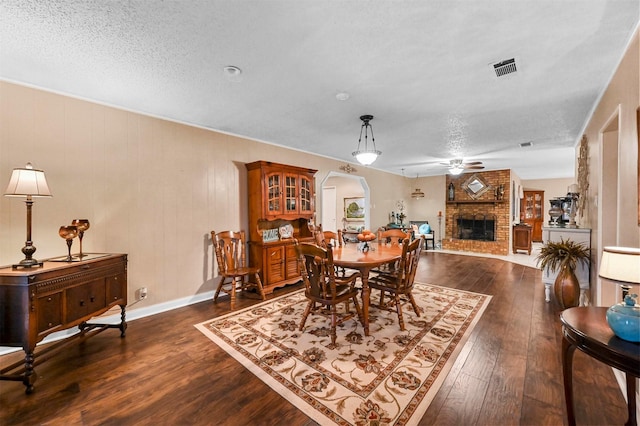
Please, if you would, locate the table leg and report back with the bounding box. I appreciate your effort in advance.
[625,373,637,426]
[562,334,577,426]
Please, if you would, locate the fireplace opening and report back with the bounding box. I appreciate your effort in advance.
[454,214,496,241]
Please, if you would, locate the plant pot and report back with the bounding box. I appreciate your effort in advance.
[554,266,580,309]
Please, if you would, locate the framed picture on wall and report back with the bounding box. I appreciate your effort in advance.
[344,197,365,221]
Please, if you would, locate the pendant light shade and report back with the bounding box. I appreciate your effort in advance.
[352,115,381,166]
[411,188,425,199]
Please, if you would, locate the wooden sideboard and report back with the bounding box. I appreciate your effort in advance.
[246,161,317,294]
[0,253,127,393]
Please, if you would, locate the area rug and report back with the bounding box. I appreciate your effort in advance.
[194,282,491,426]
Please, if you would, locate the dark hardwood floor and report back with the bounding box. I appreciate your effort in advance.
[0,252,630,425]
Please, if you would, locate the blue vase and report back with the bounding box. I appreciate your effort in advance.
[606,294,640,342]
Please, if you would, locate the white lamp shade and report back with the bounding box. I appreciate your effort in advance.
[353,151,379,166]
[449,166,463,175]
[599,246,640,284]
[4,164,52,197]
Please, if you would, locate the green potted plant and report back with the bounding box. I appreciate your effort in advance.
[536,237,590,309]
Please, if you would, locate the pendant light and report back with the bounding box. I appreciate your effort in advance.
[411,173,425,199]
[352,115,381,166]
[411,188,425,199]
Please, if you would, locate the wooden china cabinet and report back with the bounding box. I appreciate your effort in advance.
[520,190,544,242]
[245,161,317,294]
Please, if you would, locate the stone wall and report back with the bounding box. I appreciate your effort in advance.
[442,169,511,255]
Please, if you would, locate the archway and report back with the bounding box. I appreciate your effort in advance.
[319,172,370,232]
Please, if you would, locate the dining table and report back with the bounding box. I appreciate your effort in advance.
[331,242,403,336]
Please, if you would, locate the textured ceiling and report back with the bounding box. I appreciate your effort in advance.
[1,1,638,179]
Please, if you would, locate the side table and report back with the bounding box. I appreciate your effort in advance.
[512,223,532,254]
[560,307,640,426]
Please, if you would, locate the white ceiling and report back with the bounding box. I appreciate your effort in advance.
[1,1,638,179]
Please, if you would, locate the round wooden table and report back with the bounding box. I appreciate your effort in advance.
[560,307,640,426]
[331,243,403,336]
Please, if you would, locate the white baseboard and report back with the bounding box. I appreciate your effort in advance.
[0,290,215,356]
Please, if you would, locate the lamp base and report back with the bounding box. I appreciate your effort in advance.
[606,295,640,342]
[12,258,43,269]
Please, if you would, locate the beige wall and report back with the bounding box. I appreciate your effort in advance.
[580,29,639,306]
[0,81,408,311]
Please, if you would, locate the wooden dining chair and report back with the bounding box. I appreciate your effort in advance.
[211,230,266,310]
[372,228,410,275]
[323,229,343,248]
[368,237,422,331]
[295,241,363,348]
[377,228,410,244]
[314,224,343,249]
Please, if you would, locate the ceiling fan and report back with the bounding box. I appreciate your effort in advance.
[440,159,485,175]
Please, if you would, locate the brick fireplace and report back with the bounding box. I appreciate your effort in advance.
[442,169,511,255]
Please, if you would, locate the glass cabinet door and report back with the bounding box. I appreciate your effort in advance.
[284,173,298,213]
[534,192,542,219]
[299,175,313,214]
[524,194,534,219]
[266,172,282,215]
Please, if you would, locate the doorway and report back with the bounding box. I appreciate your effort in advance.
[597,107,620,306]
[321,186,337,232]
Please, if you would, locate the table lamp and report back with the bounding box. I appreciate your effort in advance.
[599,246,640,342]
[4,163,52,268]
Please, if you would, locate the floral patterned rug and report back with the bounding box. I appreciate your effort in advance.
[194,283,491,426]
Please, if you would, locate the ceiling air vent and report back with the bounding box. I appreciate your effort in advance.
[520,141,533,148]
[493,58,517,77]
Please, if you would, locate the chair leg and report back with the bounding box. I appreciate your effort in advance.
[230,277,239,310]
[379,290,385,308]
[352,295,364,326]
[330,305,338,347]
[395,294,406,331]
[299,301,313,331]
[253,272,266,301]
[408,293,421,317]
[213,277,227,303]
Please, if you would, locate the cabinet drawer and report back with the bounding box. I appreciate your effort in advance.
[66,279,107,323]
[36,292,63,334]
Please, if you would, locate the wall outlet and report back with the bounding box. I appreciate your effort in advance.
[139,287,148,300]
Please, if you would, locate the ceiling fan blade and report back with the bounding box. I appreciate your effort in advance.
[463,161,483,166]
[463,165,485,169]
